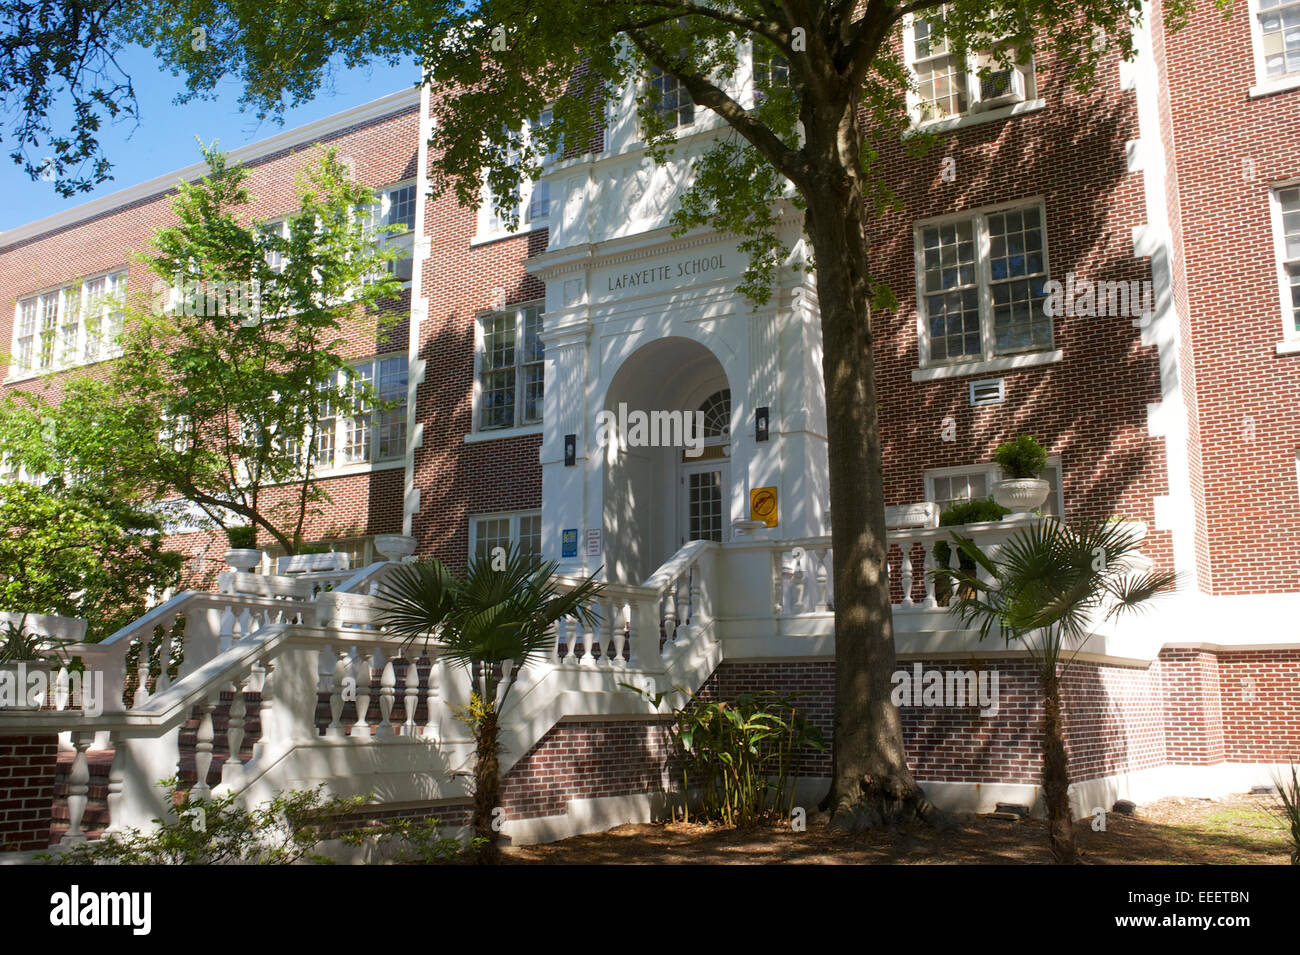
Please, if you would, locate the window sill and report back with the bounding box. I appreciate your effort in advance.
[464,424,543,444]
[911,349,1062,382]
[291,459,406,482]
[6,353,121,383]
[1276,339,1300,356]
[904,98,1046,137]
[470,220,549,248]
[1249,76,1300,99]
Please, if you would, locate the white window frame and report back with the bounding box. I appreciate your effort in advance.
[925,457,1065,519]
[282,352,409,477]
[8,268,128,381]
[471,302,545,437]
[363,180,417,286]
[1249,0,1300,98]
[902,10,1042,131]
[1270,179,1300,350]
[644,64,696,134]
[468,509,542,561]
[914,198,1056,374]
[473,113,556,244]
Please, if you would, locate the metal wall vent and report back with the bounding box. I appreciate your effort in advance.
[969,378,1005,407]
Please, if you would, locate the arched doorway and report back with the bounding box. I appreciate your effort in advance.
[601,337,732,583]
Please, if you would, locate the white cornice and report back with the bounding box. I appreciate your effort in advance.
[1,86,422,248]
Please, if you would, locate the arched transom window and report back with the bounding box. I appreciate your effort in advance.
[699,389,731,440]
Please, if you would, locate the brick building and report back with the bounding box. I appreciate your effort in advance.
[1,0,1298,850]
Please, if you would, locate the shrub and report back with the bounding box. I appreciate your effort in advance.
[624,685,825,827]
[225,525,258,550]
[1273,764,1300,866]
[41,779,366,865]
[993,434,1048,479]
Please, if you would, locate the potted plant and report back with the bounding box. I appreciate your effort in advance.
[224,525,262,572]
[991,434,1050,517]
[0,618,72,710]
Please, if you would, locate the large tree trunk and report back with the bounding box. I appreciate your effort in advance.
[1039,671,1078,863]
[803,93,937,830]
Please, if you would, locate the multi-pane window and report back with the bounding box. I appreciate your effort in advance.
[916,203,1051,365]
[482,113,555,235]
[907,8,1036,122]
[364,182,417,282]
[1258,0,1300,81]
[927,462,1063,518]
[470,511,542,561]
[752,45,790,103]
[282,355,408,473]
[477,304,544,431]
[649,65,694,130]
[10,270,127,377]
[375,355,409,460]
[1275,185,1300,335]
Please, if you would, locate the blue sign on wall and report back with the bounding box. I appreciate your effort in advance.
[561,528,578,559]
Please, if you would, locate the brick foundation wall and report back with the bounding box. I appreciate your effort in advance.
[0,734,58,851]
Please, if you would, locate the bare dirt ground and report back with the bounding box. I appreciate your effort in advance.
[503,793,1292,864]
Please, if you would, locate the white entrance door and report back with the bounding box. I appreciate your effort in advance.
[679,458,729,547]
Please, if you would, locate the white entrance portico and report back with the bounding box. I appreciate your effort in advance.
[529,225,829,584]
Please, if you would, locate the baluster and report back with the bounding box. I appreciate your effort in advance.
[663,584,678,648]
[815,549,830,612]
[921,544,938,610]
[689,567,703,631]
[598,600,614,667]
[103,742,124,836]
[327,651,347,739]
[221,677,248,789]
[155,622,174,692]
[60,732,91,845]
[192,694,216,800]
[54,666,70,711]
[424,656,440,740]
[402,654,420,736]
[219,606,237,653]
[579,615,595,665]
[251,659,276,762]
[790,548,807,612]
[555,616,568,665]
[133,637,150,707]
[238,607,253,642]
[350,648,371,740]
[625,601,640,669]
[900,545,915,608]
[610,600,628,667]
[377,652,395,739]
[675,573,693,645]
[824,548,835,610]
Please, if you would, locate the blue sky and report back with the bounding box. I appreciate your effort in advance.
[0,44,420,232]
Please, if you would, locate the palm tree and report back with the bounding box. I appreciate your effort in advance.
[936,520,1176,864]
[378,545,604,860]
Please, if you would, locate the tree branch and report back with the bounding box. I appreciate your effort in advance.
[625,27,812,191]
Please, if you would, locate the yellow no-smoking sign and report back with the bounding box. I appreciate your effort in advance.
[750,486,778,528]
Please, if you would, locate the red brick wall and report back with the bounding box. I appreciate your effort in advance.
[1158,648,1227,764]
[868,27,1174,574]
[1160,2,1300,593]
[0,106,420,573]
[410,96,546,567]
[0,734,57,851]
[1213,649,1300,763]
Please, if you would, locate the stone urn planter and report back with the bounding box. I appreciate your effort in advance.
[224,548,263,573]
[731,519,767,537]
[374,534,418,562]
[992,477,1051,518]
